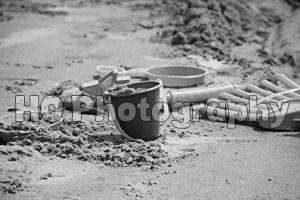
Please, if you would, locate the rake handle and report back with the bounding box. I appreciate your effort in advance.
[166,83,245,106]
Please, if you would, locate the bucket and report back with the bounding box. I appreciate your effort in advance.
[105,80,168,140]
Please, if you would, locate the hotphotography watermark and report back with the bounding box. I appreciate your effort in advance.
[14,95,291,129]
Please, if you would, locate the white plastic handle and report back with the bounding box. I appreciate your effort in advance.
[96,65,126,77]
[127,68,147,78]
[97,65,147,78]
[106,96,137,141]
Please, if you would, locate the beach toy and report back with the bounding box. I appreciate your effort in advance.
[60,70,119,113]
[165,82,246,106]
[204,73,300,130]
[79,69,119,96]
[97,65,207,87]
[104,80,169,141]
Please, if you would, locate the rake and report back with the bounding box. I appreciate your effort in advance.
[203,73,300,130]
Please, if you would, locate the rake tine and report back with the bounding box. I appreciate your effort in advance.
[207,98,226,105]
[209,98,264,114]
[231,89,260,99]
[201,105,228,118]
[218,92,249,104]
[255,88,300,105]
[218,92,272,112]
[207,98,229,110]
[245,84,287,101]
[275,73,300,89]
[259,80,300,98]
[205,105,256,121]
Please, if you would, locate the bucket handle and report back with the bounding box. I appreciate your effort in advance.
[157,80,170,138]
[105,95,137,141]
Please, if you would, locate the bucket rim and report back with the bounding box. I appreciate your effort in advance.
[105,80,162,98]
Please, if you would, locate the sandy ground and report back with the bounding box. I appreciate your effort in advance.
[1,0,300,199]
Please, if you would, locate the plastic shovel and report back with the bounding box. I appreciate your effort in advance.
[59,69,119,113]
[96,65,208,87]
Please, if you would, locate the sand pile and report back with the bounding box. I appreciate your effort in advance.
[105,85,147,96]
[0,119,168,167]
[151,0,288,61]
[0,0,67,21]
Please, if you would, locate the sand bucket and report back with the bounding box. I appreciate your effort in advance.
[105,80,169,140]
